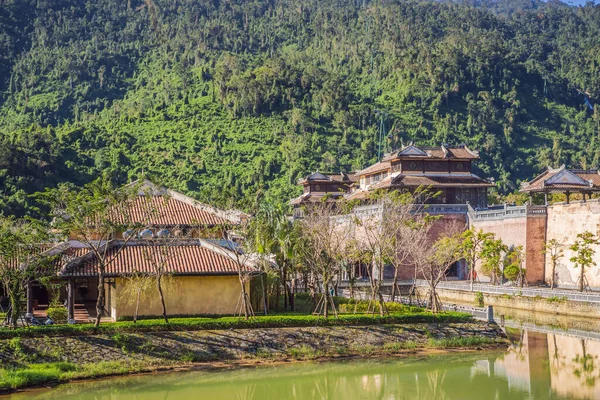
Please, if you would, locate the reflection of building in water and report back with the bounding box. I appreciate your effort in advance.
[496,329,600,399]
[548,334,600,399]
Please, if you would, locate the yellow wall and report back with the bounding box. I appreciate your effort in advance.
[112,275,242,319]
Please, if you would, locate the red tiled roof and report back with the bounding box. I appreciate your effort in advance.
[382,145,479,161]
[391,174,492,187]
[520,167,600,193]
[61,242,250,277]
[119,196,231,226]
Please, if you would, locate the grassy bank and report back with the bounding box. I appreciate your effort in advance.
[0,311,472,339]
[0,335,505,393]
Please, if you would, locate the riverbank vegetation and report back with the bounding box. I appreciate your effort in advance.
[0,309,472,339]
[0,329,505,393]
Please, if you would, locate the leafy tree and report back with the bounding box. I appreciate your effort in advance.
[0,217,51,328]
[569,231,600,292]
[480,237,508,285]
[461,229,495,291]
[503,245,525,287]
[544,238,564,289]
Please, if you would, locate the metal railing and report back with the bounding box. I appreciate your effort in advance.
[416,280,600,304]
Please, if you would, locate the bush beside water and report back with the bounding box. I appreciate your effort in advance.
[0,312,472,339]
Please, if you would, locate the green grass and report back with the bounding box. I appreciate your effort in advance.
[0,312,472,339]
[426,337,499,348]
[546,296,568,303]
[0,361,146,392]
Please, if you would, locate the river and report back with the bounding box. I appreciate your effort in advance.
[6,322,600,399]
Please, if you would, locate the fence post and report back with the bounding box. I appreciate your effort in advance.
[486,305,494,323]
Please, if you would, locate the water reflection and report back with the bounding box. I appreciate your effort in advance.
[6,328,600,400]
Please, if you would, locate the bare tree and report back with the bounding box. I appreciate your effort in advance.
[349,198,391,316]
[118,270,153,323]
[219,223,261,319]
[415,233,463,313]
[299,200,351,317]
[47,179,144,326]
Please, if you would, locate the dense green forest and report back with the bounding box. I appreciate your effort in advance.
[0,0,599,216]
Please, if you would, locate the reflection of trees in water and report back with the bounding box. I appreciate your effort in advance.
[234,384,256,400]
[573,339,599,388]
[425,370,449,400]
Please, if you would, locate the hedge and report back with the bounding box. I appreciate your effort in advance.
[0,312,473,339]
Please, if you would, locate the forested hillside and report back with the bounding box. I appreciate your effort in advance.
[0,0,599,216]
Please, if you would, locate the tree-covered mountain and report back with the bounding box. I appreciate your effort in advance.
[0,0,599,216]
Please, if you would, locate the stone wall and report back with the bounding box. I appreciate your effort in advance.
[429,287,600,319]
[0,323,503,368]
[546,201,600,288]
[470,214,546,284]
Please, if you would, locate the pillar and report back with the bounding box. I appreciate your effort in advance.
[67,279,75,321]
[582,192,587,203]
[565,191,570,204]
[486,305,494,323]
[26,281,33,315]
[544,192,548,206]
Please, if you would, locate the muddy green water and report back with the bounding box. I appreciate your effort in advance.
[8,325,600,399]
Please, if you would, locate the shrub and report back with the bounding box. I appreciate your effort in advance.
[503,264,520,281]
[46,307,68,324]
[547,296,568,303]
[338,300,419,314]
[474,292,484,307]
[0,312,472,339]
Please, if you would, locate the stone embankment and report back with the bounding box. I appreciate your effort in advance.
[430,287,600,319]
[0,323,504,367]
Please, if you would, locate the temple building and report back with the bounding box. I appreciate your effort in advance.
[346,144,492,208]
[519,166,600,204]
[25,180,258,322]
[289,172,357,218]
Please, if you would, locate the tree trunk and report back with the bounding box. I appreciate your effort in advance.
[95,271,105,327]
[239,275,249,319]
[157,275,168,324]
[134,287,142,324]
[579,266,585,292]
[288,278,295,312]
[283,265,288,310]
[261,274,268,315]
[323,281,330,318]
[391,267,399,302]
[550,262,555,289]
[9,288,19,329]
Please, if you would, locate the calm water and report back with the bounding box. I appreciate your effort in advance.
[7,327,600,400]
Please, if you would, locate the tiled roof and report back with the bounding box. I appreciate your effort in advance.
[382,145,479,161]
[60,241,252,277]
[345,189,371,201]
[289,192,344,206]
[356,161,391,176]
[300,172,357,184]
[119,196,232,226]
[520,167,600,193]
[367,174,492,190]
[391,174,492,187]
